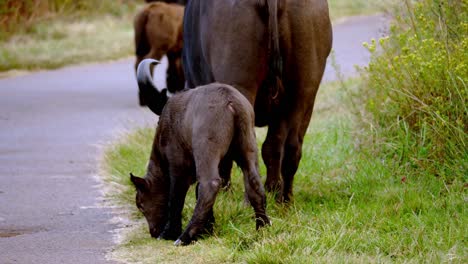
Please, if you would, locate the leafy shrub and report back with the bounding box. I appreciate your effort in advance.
[361,0,467,180]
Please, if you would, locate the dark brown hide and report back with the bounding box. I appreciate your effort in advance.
[181,0,333,202]
[134,2,184,105]
[131,66,269,245]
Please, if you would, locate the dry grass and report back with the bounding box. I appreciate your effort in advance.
[0,0,138,73]
[0,15,134,71]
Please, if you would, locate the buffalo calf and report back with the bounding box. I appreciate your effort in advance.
[131,59,270,246]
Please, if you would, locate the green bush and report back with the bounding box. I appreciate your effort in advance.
[361,0,467,180]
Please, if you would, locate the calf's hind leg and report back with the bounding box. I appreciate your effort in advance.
[219,153,233,189]
[237,129,270,228]
[195,183,215,234]
[175,159,222,246]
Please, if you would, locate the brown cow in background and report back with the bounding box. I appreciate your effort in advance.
[134,2,184,106]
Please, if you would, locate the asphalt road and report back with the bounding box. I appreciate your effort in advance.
[0,15,387,264]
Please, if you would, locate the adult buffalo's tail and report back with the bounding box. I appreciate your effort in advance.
[255,0,284,126]
[267,0,282,78]
[265,0,284,104]
[136,59,169,116]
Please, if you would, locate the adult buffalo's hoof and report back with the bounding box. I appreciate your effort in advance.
[264,180,282,194]
[282,192,292,204]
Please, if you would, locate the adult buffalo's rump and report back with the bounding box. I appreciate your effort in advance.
[182,0,332,202]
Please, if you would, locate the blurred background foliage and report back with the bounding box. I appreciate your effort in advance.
[0,0,138,41]
[0,0,386,72]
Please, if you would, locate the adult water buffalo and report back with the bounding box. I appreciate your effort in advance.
[138,0,332,202]
[134,2,184,105]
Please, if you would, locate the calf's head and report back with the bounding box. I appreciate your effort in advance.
[130,172,169,238]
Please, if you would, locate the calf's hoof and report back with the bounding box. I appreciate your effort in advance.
[149,227,162,238]
[174,233,194,246]
[221,179,231,191]
[174,239,184,246]
[159,228,181,241]
[203,215,215,235]
[256,215,272,230]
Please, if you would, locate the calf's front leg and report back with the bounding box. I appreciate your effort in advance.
[159,169,191,240]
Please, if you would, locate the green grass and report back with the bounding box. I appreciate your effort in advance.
[101,79,466,263]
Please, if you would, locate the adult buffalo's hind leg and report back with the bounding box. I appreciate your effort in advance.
[279,0,332,202]
[278,71,328,202]
[280,109,312,202]
[262,121,288,200]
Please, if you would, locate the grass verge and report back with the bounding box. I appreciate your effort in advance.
[101,79,466,263]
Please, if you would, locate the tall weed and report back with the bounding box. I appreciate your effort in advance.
[361,0,467,180]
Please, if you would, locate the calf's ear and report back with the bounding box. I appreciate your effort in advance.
[130,173,148,192]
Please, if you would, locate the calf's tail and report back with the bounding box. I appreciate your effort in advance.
[136,59,169,116]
